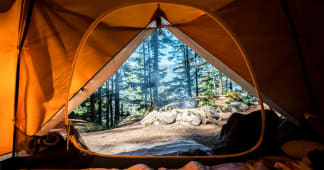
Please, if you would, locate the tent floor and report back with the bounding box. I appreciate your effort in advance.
[1,153,259,169]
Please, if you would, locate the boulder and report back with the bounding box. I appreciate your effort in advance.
[191,114,202,126]
[215,107,223,113]
[177,110,202,126]
[223,102,249,112]
[141,111,159,126]
[157,111,176,124]
[200,106,220,119]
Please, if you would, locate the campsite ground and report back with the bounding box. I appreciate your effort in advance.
[78,105,264,155]
[80,122,222,154]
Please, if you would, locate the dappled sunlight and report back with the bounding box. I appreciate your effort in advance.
[71,28,261,156]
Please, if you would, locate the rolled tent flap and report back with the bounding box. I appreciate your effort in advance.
[0,0,22,157]
[16,0,95,136]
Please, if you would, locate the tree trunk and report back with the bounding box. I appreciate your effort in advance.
[218,71,223,95]
[105,81,110,128]
[90,93,96,122]
[225,77,228,93]
[110,78,114,126]
[184,45,192,98]
[229,80,233,92]
[98,87,102,124]
[120,103,124,119]
[151,29,159,107]
[148,38,153,105]
[194,53,199,96]
[143,43,148,108]
[114,71,120,124]
[212,68,217,96]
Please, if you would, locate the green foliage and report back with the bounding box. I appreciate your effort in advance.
[197,96,216,107]
[72,28,258,131]
[224,92,243,104]
[241,92,258,104]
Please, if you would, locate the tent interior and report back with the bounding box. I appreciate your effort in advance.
[0,0,324,169]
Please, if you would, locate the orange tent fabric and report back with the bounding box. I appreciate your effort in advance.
[0,0,22,157]
[0,0,323,158]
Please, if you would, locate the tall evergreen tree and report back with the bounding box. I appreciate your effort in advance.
[98,87,103,124]
[184,45,192,97]
[105,81,110,128]
[114,71,120,123]
[151,29,159,107]
[219,72,223,95]
[90,93,96,122]
[194,53,199,96]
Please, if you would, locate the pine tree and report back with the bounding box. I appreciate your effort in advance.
[194,53,199,96]
[151,29,159,107]
[98,86,103,124]
[90,93,96,122]
[184,45,192,97]
[105,81,110,128]
[114,71,120,124]
[218,72,223,95]
[229,80,233,92]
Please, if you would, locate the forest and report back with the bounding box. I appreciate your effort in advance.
[71,29,257,129]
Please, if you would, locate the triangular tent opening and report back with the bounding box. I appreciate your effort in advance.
[66,27,277,156]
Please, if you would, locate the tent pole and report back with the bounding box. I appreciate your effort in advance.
[13,0,34,158]
[280,0,318,115]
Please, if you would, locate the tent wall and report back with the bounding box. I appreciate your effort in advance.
[285,0,324,120]
[0,0,22,157]
[8,0,322,153]
[215,0,314,121]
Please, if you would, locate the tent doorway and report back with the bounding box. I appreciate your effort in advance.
[67,28,277,156]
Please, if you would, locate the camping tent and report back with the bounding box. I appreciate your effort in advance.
[0,0,323,167]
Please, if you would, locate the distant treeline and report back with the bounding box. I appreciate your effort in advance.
[72,29,256,128]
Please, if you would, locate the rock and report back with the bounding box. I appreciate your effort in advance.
[200,106,220,119]
[153,120,160,125]
[182,111,194,122]
[157,111,176,124]
[215,107,223,113]
[191,114,202,126]
[223,102,249,112]
[177,110,202,126]
[141,111,159,126]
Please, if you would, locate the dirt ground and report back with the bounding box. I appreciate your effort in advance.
[81,123,221,150]
[76,105,268,155]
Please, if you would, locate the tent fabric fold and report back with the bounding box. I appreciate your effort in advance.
[0,0,322,158]
[0,0,23,157]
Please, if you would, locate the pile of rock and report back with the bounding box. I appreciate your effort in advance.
[141,102,249,126]
[141,106,221,126]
